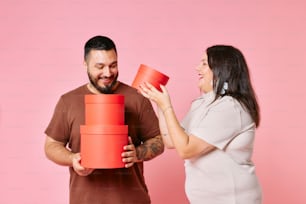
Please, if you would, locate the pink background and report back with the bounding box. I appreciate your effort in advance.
[1,0,305,203]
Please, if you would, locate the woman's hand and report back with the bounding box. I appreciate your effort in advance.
[139,82,172,111]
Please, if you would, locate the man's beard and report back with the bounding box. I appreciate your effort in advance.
[87,72,118,94]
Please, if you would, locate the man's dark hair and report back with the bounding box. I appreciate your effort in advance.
[84,35,117,60]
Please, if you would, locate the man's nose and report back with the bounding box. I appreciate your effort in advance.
[102,66,111,76]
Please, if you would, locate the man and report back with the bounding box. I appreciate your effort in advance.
[44,35,164,204]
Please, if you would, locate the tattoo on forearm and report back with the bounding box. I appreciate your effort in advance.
[136,136,164,161]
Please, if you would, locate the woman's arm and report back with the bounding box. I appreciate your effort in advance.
[161,105,215,159]
[140,83,215,159]
[157,107,175,148]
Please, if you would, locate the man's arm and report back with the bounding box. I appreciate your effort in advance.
[135,135,164,161]
[44,136,73,166]
[44,135,94,176]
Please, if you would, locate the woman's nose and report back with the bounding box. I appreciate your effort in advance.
[195,64,201,71]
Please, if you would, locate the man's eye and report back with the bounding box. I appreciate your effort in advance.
[110,64,117,69]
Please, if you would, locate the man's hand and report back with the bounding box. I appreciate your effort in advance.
[122,137,139,168]
[71,153,94,176]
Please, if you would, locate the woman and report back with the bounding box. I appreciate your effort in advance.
[140,45,262,204]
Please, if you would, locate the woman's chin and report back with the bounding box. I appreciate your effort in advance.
[197,83,205,92]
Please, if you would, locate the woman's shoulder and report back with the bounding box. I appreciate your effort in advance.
[211,95,240,111]
[215,95,253,124]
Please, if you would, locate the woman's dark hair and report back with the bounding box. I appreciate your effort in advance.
[207,45,260,127]
[84,35,117,60]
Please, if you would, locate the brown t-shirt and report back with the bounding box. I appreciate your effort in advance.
[45,82,160,204]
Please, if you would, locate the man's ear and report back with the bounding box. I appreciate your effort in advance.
[83,60,88,69]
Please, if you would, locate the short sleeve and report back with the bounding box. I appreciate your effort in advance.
[189,98,242,150]
[137,97,160,141]
[44,96,70,144]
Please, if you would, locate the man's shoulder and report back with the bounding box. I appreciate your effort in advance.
[117,82,134,91]
[60,84,88,99]
[117,82,145,100]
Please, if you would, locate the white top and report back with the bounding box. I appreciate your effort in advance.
[181,91,262,204]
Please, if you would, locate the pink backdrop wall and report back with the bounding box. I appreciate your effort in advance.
[1,0,305,203]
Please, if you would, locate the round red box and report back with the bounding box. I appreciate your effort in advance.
[132,64,169,91]
[80,125,128,169]
[85,94,125,125]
